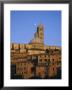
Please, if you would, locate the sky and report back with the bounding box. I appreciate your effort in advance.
[11,11,61,46]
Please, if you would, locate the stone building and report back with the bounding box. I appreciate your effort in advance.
[11,24,61,79]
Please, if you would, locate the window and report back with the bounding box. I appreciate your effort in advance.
[45,55,46,57]
[45,59,47,62]
[53,59,54,62]
[40,59,42,62]
[53,68,54,71]
[31,67,35,73]
[52,59,54,65]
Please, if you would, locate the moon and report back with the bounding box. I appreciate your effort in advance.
[34,24,36,26]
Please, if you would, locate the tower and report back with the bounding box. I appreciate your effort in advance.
[30,24,44,44]
[37,24,44,44]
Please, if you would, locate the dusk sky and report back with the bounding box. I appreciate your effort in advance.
[11,11,61,46]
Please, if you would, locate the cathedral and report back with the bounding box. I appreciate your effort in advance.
[11,24,61,79]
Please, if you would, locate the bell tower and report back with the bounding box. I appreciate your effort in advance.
[37,24,44,44]
[29,24,44,45]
